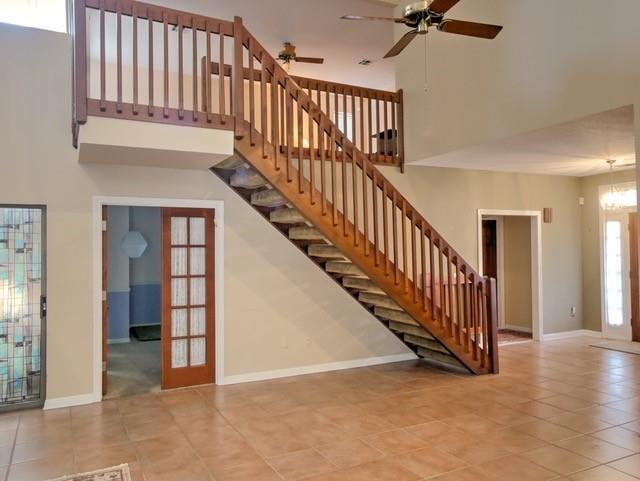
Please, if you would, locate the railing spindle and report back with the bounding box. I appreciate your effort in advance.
[392,191,399,285]
[163,12,169,118]
[438,241,445,328]
[132,5,138,114]
[331,127,338,226]
[232,17,245,138]
[218,25,225,123]
[363,156,369,256]
[421,222,427,311]
[375,94,381,161]
[319,113,326,215]
[429,233,436,319]
[411,212,417,303]
[286,87,293,182]
[367,96,373,160]
[471,273,479,361]
[383,181,389,275]
[260,60,267,158]
[309,105,316,205]
[205,22,212,122]
[402,199,407,293]
[178,17,184,118]
[359,92,364,156]
[191,17,197,121]
[383,98,389,163]
[391,98,397,163]
[148,10,154,116]
[116,3,122,113]
[447,249,454,335]
[342,135,348,236]
[298,100,304,193]
[99,0,105,111]
[373,170,379,265]
[351,143,358,246]
[248,37,255,144]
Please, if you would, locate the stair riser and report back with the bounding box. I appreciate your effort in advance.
[360,292,401,311]
[326,262,366,278]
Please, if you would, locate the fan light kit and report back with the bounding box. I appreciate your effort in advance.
[277,42,324,69]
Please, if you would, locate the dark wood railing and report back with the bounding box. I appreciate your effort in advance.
[72,0,498,373]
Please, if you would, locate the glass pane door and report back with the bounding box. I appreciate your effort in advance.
[161,208,215,389]
[0,206,45,409]
[604,214,632,340]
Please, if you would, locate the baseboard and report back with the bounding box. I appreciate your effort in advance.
[502,324,533,334]
[107,337,130,345]
[44,392,100,410]
[543,329,602,341]
[219,352,418,385]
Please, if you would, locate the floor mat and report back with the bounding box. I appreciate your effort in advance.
[130,325,161,341]
[590,340,640,355]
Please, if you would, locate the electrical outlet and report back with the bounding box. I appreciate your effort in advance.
[570,306,576,317]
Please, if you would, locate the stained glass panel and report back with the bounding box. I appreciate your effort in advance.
[0,207,44,406]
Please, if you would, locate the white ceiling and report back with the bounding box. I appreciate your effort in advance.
[413,106,636,177]
[136,0,397,90]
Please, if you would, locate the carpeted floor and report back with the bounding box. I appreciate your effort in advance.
[498,329,532,345]
[106,338,161,399]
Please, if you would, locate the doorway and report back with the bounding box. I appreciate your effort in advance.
[478,210,543,342]
[95,197,223,400]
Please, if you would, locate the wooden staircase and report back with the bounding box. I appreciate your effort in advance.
[72,0,499,374]
[213,156,464,370]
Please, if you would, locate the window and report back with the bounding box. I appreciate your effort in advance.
[0,0,67,33]
[604,220,624,327]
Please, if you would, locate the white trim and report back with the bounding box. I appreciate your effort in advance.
[93,196,225,404]
[107,338,130,345]
[477,209,543,341]
[503,324,532,334]
[543,329,602,341]
[219,353,418,385]
[44,393,101,410]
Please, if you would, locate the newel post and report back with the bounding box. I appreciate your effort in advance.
[486,277,500,374]
[233,16,246,139]
[72,0,88,147]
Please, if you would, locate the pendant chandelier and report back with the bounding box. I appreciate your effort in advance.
[601,159,637,211]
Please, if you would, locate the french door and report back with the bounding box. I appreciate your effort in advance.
[161,208,215,389]
[0,206,46,409]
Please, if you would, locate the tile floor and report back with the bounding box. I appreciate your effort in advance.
[106,338,161,399]
[3,336,640,480]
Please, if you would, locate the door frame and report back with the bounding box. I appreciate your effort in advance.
[481,216,505,328]
[92,196,224,402]
[477,209,543,341]
[598,182,637,341]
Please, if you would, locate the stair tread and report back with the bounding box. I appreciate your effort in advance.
[270,208,306,224]
[359,291,401,311]
[251,189,286,208]
[230,166,268,189]
[375,307,418,326]
[326,261,367,278]
[308,244,346,260]
[214,154,245,170]
[343,277,385,294]
[289,226,325,241]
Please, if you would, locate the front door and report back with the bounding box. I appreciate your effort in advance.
[161,208,215,389]
[603,212,633,340]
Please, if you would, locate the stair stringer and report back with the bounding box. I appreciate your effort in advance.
[233,130,489,375]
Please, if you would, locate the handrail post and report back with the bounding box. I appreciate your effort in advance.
[72,0,88,147]
[233,16,246,139]
[486,277,499,374]
[397,88,405,173]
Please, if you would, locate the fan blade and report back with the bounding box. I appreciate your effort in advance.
[341,15,407,23]
[438,19,503,39]
[384,30,419,58]
[294,57,325,64]
[428,0,460,14]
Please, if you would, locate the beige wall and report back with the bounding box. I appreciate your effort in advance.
[393,0,640,162]
[378,164,583,335]
[579,170,636,332]
[0,24,409,401]
[502,217,532,331]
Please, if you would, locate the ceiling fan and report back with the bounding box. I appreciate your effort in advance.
[277,42,324,66]
[342,0,503,58]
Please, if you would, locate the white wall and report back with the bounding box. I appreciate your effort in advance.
[0,23,409,402]
[394,0,640,162]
